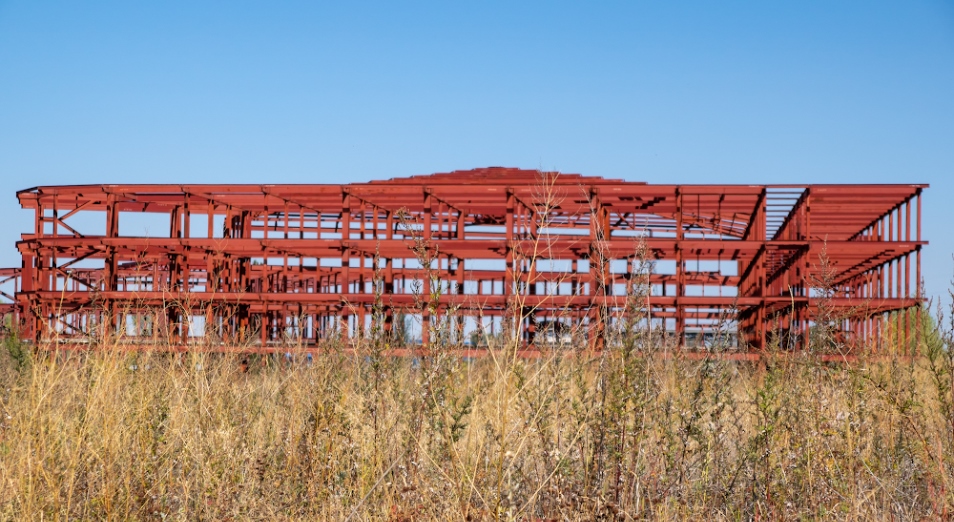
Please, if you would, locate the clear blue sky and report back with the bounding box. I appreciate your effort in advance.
[1,2,952,304]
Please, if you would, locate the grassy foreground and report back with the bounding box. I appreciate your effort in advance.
[0,329,953,520]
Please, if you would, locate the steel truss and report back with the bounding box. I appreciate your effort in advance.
[8,168,927,352]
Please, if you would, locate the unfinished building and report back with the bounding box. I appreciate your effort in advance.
[6,168,926,353]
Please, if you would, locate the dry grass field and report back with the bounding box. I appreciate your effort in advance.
[0,303,953,520]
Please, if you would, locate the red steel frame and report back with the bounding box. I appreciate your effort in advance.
[8,168,927,352]
[0,268,20,334]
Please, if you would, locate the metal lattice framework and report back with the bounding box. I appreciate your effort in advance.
[6,168,927,352]
[0,268,19,334]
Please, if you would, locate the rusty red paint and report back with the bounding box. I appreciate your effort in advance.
[3,167,927,353]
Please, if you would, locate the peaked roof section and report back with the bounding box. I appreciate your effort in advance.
[371,167,638,186]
